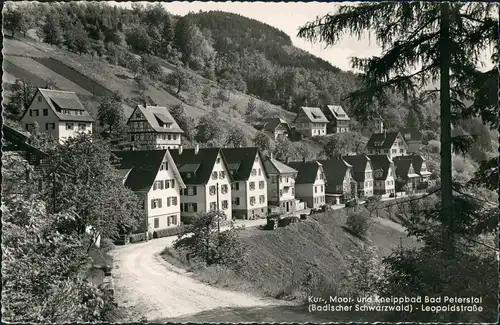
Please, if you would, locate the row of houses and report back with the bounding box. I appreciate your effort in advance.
[109,144,432,233]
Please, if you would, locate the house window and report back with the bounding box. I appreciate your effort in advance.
[37,95,42,102]
[216,158,221,164]
[45,123,55,130]
[235,182,240,190]
[259,181,265,189]
[400,149,404,153]
[271,176,277,183]
[43,108,48,116]
[219,171,225,179]
[279,189,283,197]
[167,134,172,140]
[258,169,262,176]
[212,172,218,180]
[321,185,324,193]
[78,123,87,130]
[249,182,255,190]
[250,196,256,206]
[153,180,163,190]
[392,149,397,154]
[292,187,295,195]
[251,169,257,176]
[66,123,74,130]
[233,197,240,205]
[315,186,318,193]
[154,218,159,228]
[151,198,162,209]
[209,185,216,195]
[160,162,168,170]
[210,202,217,211]
[222,200,228,210]
[259,195,265,203]
[221,184,228,194]
[280,176,283,183]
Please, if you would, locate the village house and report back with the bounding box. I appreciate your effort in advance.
[254,118,290,140]
[170,146,234,221]
[343,154,374,199]
[354,117,385,138]
[112,149,186,233]
[263,156,298,213]
[393,154,432,193]
[368,155,396,197]
[366,131,408,159]
[393,158,421,195]
[222,147,268,219]
[318,157,356,204]
[286,160,326,209]
[399,127,423,154]
[321,104,351,133]
[20,88,94,143]
[127,105,184,150]
[292,106,328,137]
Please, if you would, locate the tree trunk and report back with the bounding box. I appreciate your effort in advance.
[439,3,454,246]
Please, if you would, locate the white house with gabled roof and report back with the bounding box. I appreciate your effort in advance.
[20,88,94,143]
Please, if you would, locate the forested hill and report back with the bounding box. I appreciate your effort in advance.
[186,11,340,72]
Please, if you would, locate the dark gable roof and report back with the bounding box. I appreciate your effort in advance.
[286,161,321,184]
[170,148,233,184]
[393,159,412,180]
[366,132,401,149]
[317,158,352,193]
[263,158,298,175]
[393,154,429,176]
[262,118,289,132]
[221,147,268,181]
[112,150,167,194]
[342,155,371,182]
[128,105,184,134]
[400,128,423,142]
[367,155,393,180]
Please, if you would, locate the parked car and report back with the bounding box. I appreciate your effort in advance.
[278,216,299,227]
[266,214,280,230]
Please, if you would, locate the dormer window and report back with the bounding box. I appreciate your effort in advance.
[186,172,191,178]
[37,96,42,102]
[405,134,411,140]
[374,141,384,146]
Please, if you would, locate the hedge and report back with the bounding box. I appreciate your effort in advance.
[153,226,184,239]
[129,233,147,243]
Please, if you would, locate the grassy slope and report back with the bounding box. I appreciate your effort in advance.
[3,35,310,150]
[163,210,419,301]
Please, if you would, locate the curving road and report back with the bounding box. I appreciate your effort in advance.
[111,224,290,322]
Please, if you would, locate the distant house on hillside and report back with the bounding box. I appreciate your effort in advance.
[399,127,423,154]
[20,88,94,143]
[170,146,234,221]
[366,131,408,159]
[127,105,184,150]
[393,154,432,193]
[393,158,421,195]
[343,154,374,199]
[254,118,290,140]
[367,155,396,197]
[317,158,356,204]
[354,118,385,138]
[321,104,350,134]
[287,160,326,209]
[3,124,48,167]
[292,106,328,137]
[222,147,268,219]
[112,149,186,233]
[263,156,298,213]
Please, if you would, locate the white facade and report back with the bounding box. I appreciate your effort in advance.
[357,163,374,198]
[205,152,233,220]
[295,167,326,209]
[231,155,268,218]
[146,154,183,230]
[21,90,92,143]
[368,133,408,159]
[373,164,396,197]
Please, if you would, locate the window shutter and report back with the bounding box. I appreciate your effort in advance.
[167,198,171,207]
[167,217,171,226]
[151,200,154,209]
[193,186,197,195]
[172,179,175,188]
[194,204,198,212]
[158,199,162,208]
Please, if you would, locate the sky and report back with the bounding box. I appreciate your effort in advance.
[116,1,493,73]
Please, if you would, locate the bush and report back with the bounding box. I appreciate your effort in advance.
[153,226,184,239]
[181,215,195,225]
[346,208,371,237]
[129,232,147,243]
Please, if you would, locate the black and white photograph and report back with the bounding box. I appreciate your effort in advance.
[1,1,498,323]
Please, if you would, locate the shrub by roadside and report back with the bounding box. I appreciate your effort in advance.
[345,207,371,238]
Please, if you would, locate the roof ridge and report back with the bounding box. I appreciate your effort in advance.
[39,88,76,94]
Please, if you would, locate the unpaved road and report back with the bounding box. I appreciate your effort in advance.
[111,225,291,322]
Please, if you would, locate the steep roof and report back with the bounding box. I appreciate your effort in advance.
[342,155,372,182]
[260,118,290,132]
[221,147,268,181]
[112,149,186,195]
[170,148,233,184]
[366,131,403,150]
[367,155,393,180]
[286,161,323,184]
[263,158,298,175]
[129,105,184,134]
[22,88,94,122]
[326,105,350,121]
[399,127,423,142]
[393,159,418,180]
[294,106,329,123]
[393,154,431,176]
[317,158,352,193]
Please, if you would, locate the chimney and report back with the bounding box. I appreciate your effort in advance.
[178,145,183,155]
[194,144,199,155]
